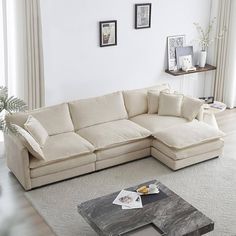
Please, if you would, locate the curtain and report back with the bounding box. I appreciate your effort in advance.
[6,0,45,110]
[213,0,236,108]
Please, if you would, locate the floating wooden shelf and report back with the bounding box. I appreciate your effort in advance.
[165,64,216,76]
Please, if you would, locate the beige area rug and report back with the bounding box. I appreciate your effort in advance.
[25,135,236,236]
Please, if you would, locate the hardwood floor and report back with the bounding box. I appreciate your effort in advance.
[0,109,236,236]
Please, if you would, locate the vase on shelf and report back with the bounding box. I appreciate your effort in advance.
[199,50,207,68]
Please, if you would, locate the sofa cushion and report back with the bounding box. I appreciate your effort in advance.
[153,120,225,149]
[30,132,95,169]
[96,138,151,161]
[158,92,184,117]
[14,125,45,160]
[69,92,128,130]
[130,114,188,133]
[147,89,170,114]
[77,119,151,150]
[182,96,204,121]
[24,115,48,148]
[123,84,170,118]
[152,138,224,160]
[30,153,96,178]
[5,103,74,136]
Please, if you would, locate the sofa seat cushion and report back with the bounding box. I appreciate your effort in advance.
[153,120,225,149]
[96,138,152,161]
[152,139,224,160]
[30,153,96,178]
[77,119,151,150]
[30,132,95,169]
[130,114,188,133]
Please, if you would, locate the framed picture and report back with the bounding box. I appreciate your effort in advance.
[167,35,186,71]
[176,46,194,69]
[99,20,117,47]
[135,3,152,29]
[199,96,215,104]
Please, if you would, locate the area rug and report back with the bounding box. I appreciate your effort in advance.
[25,135,236,236]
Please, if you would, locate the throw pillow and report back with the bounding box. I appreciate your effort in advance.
[14,125,45,160]
[182,96,204,121]
[147,89,170,114]
[158,92,184,117]
[24,115,48,148]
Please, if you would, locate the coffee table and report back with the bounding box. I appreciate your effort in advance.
[78,180,214,235]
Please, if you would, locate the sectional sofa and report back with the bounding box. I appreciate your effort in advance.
[4,84,225,190]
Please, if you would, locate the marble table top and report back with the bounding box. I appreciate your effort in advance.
[78,180,214,236]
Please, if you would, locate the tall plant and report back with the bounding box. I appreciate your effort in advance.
[0,86,27,133]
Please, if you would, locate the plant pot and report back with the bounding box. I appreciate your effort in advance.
[199,51,207,68]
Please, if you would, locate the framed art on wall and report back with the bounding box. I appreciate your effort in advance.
[167,35,186,71]
[99,20,117,47]
[135,3,152,29]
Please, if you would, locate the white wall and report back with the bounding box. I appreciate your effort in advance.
[40,0,213,106]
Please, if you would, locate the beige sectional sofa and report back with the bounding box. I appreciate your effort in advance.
[4,84,224,190]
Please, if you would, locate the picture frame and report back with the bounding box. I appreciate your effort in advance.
[199,96,215,104]
[135,3,152,29]
[99,20,117,47]
[176,46,194,69]
[167,35,186,71]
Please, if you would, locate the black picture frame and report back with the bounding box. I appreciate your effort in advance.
[135,3,152,29]
[199,96,215,104]
[99,20,117,47]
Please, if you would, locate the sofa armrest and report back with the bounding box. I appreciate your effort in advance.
[4,134,32,190]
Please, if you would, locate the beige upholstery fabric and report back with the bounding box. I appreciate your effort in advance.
[151,147,223,170]
[77,119,151,150]
[130,114,188,133]
[14,125,45,160]
[153,120,225,149]
[182,96,204,121]
[123,84,170,118]
[69,92,127,130]
[31,163,95,188]
[30,153,96,178]
[24,115,48,147]
[96,148,150,170]
[5,103,74,135]
[152,139,224,160]
[30,132,94,169]
[158,92,184,117]
[147,89,170,114]
[4,134,32,190]
[96,138,151,160]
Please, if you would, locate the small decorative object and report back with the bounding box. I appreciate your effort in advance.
[181,55,196,72]
[135,3,152,29]
[199,96,214,104]
[99,20,117,47]
[176,46,194,69]
[193,17,226,67]
[167,35,185,71]
[0,86,27,133]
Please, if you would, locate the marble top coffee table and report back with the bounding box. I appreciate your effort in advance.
[78,180,214,236]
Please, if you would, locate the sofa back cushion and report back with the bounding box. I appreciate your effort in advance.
[69,91,128,130]
[123,84,170,118]
[5,103,74,136]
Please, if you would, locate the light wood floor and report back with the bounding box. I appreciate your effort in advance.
[0,109,236,236]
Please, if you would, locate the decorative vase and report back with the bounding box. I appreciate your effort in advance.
[199,50,207,67]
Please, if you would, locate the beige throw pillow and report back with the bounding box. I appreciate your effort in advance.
[147,89,170,114]
[158,92,184,117]
[182,96,204,121]
[24,115,48,148]
[14,125,45,160]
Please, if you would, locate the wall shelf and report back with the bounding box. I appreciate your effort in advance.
[165,64,216,76]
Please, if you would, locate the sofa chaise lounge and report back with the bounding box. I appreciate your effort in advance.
[4,84,224,190]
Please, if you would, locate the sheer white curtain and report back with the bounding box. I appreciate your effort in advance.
[6,0,45,110]
[213,0,236,108]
